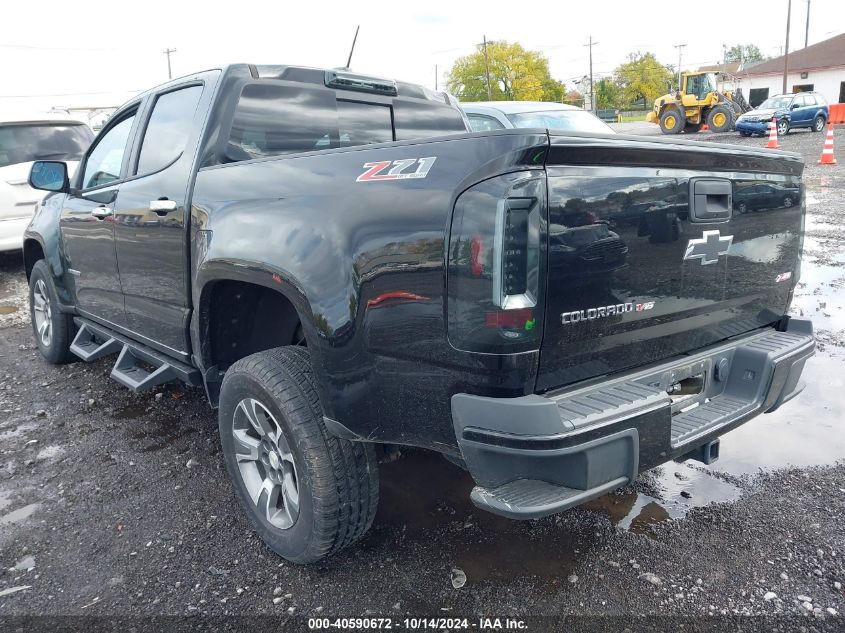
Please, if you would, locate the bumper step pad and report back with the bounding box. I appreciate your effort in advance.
[470,476,629,520]
[69,318,201,393]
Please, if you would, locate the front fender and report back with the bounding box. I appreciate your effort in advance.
[23,193,74,309]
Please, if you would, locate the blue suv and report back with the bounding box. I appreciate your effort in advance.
[735,92,828,136]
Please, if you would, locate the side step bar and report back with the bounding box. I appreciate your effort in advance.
[70,319,201,392]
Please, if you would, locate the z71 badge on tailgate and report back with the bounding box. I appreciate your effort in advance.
[356,157,437,182]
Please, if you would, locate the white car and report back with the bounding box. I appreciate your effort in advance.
[460,101,615,134]
[0,113,93,252]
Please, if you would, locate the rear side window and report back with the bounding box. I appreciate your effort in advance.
[0,123,92,169]
[136,85,203,175]
[804,94,817,106]
[227,84,393,160]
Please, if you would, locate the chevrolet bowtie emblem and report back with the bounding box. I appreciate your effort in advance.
[683,230,733,265]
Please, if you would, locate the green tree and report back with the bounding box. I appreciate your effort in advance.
[447,41,566,101]
[594,78,622,110]
[726,44,765,64]
[614,53,674,107]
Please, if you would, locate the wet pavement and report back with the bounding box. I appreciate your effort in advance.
[0,130,843,626]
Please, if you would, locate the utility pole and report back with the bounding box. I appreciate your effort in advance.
[673,43,687,90]
[482,35,492,100]
[584,36,598,112]
[783,0,792,93]
[722,44,727,92]
[163,48,176,80]
[804,0,811,47]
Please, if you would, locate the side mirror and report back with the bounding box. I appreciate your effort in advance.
[29,161,69,193]
[791,103,800,110]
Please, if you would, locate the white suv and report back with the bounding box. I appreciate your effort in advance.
[0,114,93,252]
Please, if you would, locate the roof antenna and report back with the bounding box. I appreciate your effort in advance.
[345,25,360,70]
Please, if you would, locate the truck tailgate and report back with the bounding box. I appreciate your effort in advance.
[537,133,805,392]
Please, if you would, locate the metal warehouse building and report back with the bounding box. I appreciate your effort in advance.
[736,33,845,107]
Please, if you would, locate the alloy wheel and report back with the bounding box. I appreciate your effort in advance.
[231,397,300,530]
[32,279,52,347]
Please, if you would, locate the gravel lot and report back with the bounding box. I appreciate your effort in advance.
[0,127,843,630]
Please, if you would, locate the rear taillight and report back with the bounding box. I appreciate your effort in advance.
[447,171,545,353]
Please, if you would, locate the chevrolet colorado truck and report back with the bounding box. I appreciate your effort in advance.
[23,64,814,563]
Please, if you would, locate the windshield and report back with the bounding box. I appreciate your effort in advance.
[0,123,93,169]
[758,96,793,110]
[506,110,614,134]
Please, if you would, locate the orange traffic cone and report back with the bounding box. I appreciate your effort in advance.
[701,124,709,131]
[766,117,779,149]
[818,123,837,165]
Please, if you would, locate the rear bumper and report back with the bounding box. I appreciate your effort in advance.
[451,319,814,519]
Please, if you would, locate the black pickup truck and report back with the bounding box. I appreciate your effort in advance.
[23,64,814,564]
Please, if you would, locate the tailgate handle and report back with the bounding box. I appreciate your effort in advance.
[690,178,732,223]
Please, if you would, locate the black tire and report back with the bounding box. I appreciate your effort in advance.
[739,131,752,137]
[783,196,794,208]
[776,118,790,137]
[659,108,685,134]
[684,122,703,134]
[28,259,74,364]
[812,115,826,133]
[706,105,734,133]
[218,346,379,564]
[737,201,749,214]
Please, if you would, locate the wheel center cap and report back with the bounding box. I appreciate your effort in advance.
[268,451,281,470]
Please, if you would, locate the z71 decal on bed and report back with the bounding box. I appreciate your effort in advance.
[356,157,437,182]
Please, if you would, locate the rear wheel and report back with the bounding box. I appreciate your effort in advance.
[706,105,734,133]
[28,260,74,364]
[783,196,794,208]
[739,131,752,137]
[219,346,379,564]
[813,115,826,132]
[659,109,685,134]
[777,119,790,136]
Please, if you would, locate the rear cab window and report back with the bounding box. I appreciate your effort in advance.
[136,85,203,175]
[219,74,467,165]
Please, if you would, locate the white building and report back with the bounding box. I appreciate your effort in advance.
[735,33,845,106]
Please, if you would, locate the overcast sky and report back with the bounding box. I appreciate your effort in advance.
[2,0,843,112]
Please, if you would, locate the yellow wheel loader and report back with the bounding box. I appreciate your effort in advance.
[645,72,748,134]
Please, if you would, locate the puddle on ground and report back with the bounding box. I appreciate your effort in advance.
[0,305,17,315]
[13,555,35,571]
[583,465,741,535]
[0,503,41,526]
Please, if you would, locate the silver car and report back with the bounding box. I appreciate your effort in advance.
[460,101,615,134]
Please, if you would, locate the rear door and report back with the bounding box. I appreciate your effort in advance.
[792,95,812,126]
[60,108,139,326]
[113,76,214,357]
[537,134,804,392]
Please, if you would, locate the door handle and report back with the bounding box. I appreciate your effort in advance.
[150,199,177,215]
[91,206,112,219]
